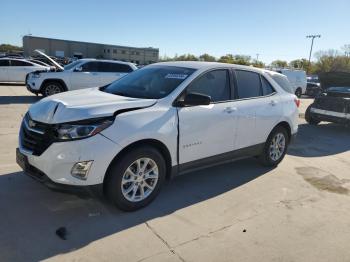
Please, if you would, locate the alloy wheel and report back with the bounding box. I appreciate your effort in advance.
[45,84,61,96]
[269,133,286,161]
[121,158,159,202]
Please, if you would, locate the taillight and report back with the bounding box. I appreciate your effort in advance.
[294,98,300,108]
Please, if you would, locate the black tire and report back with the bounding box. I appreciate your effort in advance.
[305,104,320,125]
[295,88,302,98]
[259,126,289,167]
[41,81,64,97]
[106,146,166,211]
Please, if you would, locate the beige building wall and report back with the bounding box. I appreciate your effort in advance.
[23,36,159,64]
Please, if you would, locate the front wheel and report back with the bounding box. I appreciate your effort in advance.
[106,146,166,211]
[41,81,64,97]
[259,127,289,167]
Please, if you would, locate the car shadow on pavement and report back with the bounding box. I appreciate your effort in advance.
[0,159,271,262]
[0,95,40,105]
[288,122,350,157]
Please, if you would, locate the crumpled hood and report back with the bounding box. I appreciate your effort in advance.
[28,88,157,124]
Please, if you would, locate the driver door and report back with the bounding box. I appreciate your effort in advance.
[177,69,237,166]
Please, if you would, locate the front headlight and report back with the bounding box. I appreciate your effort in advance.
[32,73,41,78]
[56,118,114,141]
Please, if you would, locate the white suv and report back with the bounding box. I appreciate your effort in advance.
[26,58,137,96]
[17,62,299,211]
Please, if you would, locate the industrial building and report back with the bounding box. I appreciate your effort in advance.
[23,35,159,65]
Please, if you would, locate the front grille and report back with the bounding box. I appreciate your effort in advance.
[20,113,56,156]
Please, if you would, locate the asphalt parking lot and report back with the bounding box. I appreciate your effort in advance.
[1,85,350,262]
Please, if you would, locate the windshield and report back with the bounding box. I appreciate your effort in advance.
[103,66,196,99]
[64,60,81,70]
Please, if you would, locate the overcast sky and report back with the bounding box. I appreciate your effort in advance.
[1,0,349,63]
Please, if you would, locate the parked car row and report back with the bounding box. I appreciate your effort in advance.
[0,57,50,83]
[0,50,137,92]
[16,61,299,211]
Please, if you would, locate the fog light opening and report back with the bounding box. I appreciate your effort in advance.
[71,161,93,180]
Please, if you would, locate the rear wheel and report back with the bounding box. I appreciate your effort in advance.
[41,81,64,97]
[305,104,320,125]
[259,126,289,167]
[106,146,166,211]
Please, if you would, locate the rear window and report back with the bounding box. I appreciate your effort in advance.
[268,73,294,94]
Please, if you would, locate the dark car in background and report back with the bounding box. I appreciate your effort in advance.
[305,86,350,125]
[306,82,322,97]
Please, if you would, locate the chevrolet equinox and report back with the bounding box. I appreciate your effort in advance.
[17,62,299,211]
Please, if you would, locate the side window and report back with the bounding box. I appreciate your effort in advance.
[261,76,275,95]
[98,62,133,73]
[11,60,33,66]
[235,70,261,99]
[81,62,99,72]
[187,70,230,102]
[0,60,10,66]
[110,63,133,73]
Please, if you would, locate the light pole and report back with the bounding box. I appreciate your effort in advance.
[306,34,321,73]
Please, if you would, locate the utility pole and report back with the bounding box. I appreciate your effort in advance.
[256,53,260,61]
[306,34,321,74]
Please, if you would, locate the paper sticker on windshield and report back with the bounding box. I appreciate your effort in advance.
[165,74,188,80]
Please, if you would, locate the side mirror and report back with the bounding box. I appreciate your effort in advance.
[176,92,211,107]
[74,66,82,72]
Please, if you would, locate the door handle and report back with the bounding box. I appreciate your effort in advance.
[224,107,237,113]
[269,100,277,106]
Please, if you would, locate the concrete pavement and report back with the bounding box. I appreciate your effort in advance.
[0,85,349,262]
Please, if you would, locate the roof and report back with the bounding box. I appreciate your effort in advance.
[76,58,135,65]
[151,61,265,73]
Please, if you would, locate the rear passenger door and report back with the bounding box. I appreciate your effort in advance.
[0,59,10,82]
[99,62,133,86]
[232,70,281,149]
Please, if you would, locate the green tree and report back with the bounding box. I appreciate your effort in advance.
[0,44,23,53]
[251,60,265,68]
[175,54,199,61]
[313,50,350,73]
[233,55,251,65]
[199,53,216,62]
[270,60,288,68]
[218,54,235,63]
[289,59,310,69]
